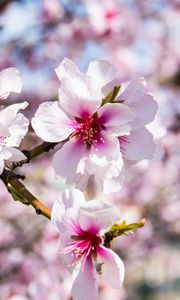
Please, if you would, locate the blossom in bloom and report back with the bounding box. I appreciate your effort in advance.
[32,58,135,188]
[0,102,29,174]
[0,68,23,100]
[32,58,158,194]
[52,188,125,300]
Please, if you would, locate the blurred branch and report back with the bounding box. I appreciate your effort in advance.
[1,170,51,220]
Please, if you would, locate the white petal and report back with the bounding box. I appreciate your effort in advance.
[118,78,146,105]
[31,101,74,142]
[71,257,98,300]
[118,78,158,129]
[51,188,85,230]
[0,160,4,175]
[59,73,102,118]
[129,94,158,129]
[87,60,117,88]
[98,103,135,135]
[0,147,12,160]
[55,57,80,81]
[0,102,29,147]
[6,147,27,161]
[0,102,28,124]
[120,127,156,161]
[0,67,23,99]
[98,246,125,289]
[78,200,120,234]
[53,139,88,184]
[0,122,9,138]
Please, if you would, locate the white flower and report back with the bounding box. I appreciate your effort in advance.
[0,67,23,100]
[0,102,29,174]
[32,58,158,193]
[32,59,135,188]
[52,188,125,300]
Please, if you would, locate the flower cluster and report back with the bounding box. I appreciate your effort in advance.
[0,59,157,300]
[0,68,29,174]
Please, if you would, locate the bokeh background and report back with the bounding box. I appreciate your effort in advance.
[0,1,180,299]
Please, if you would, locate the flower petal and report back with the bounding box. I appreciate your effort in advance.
[0,160,4,175]
[53,139,88,184]
[98,246,125,289]
[98,103,135,135]
[31,101,75,142]
[118,78,146,105]
[0,67,23,99]
[6,147,27,161]
[0,147,12,160]
[55,57,80,81]
[78,200,120,234]
[91,132,120,161]
[128,94,158,129]
[51,188,85,230]
[87,60,117,88]
[120,127,156,161]
[0,102,29,147]
[59,73,102,118]
[118,78,158,129]
[71,256,98,300]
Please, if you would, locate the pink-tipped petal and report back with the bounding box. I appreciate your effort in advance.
[98,103,135,135]
[98,246,125,289]
[71,256,98,300]
[53,139,88,184]
[78,200,120,234]
[51,189,86,230]
[59,73,102,118]
[91,132,120,161]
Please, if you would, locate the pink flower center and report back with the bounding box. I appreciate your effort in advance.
[74,113,105,148]
[60,231,102,269]
[104,9,118,20]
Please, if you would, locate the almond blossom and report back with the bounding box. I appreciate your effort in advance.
[51,189,125,300]
[0,67,23,100]
[32,59,135,187]
[0,102,29,174]
[32,58,157,193]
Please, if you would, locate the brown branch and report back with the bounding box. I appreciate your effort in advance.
[1,170,51,220]
[9,141,59,170]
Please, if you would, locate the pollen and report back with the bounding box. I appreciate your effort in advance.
[75,113,103,148]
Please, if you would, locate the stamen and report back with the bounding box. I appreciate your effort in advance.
[74,114,103,148]
[60,232,102,270]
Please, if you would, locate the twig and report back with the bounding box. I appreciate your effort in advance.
[1,170,51,220]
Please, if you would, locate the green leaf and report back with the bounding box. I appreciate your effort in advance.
[7,183,30,205]
[103,219,145,248]
[110,219,145,236]
[102,85,121,105]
